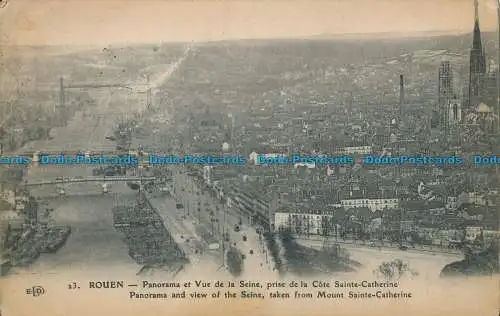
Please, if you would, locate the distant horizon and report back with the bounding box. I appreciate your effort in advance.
[4,29,499,49]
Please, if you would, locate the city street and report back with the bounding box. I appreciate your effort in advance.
[168,165,279,278]
[297,236,463,256]
[147,193,212,267]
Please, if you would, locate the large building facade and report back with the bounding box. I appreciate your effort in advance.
[438,61,462,132]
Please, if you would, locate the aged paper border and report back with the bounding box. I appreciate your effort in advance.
[0,0,499,315]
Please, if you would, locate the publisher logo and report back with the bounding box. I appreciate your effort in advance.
[25,285,45,297]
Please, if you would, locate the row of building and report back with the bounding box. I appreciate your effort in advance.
[189,163,498,247]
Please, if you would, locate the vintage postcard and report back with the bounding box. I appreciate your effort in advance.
[0,0,499,315]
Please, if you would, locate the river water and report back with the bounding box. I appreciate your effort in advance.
[10,48,191,278]
[13,94,140,278]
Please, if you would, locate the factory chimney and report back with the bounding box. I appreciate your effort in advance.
[59,77,65,110]
[146,75,152,110]
[399,75,404,120]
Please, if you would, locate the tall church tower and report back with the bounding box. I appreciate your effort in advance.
[468,0,487,108]
[438,61,453,131]
[437,61,462,133]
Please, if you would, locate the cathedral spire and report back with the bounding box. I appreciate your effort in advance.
[468,0,487,108]
[472,0,483,51]
[474,0,479,22]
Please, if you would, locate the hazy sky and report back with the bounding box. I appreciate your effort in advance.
[1,0,499,45]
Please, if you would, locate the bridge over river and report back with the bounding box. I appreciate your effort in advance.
[25,176,156,187]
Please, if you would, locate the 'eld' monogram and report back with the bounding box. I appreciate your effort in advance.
[25,286,46,297]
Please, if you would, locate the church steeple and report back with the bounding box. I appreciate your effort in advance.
[474,0,479,21]
[472,0,483,52]
[468,0,487,107]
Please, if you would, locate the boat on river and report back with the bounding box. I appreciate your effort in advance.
[41,226,72,253]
